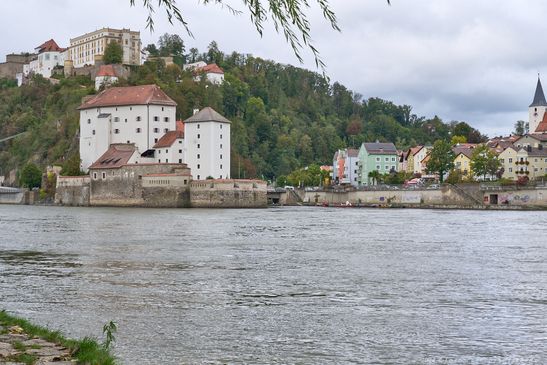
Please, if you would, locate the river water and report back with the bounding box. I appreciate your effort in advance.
[0,205,546,364]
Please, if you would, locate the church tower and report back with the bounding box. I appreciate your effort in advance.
[529,76,547,134]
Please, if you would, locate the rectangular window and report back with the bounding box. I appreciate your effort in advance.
[166,159,169,163]
[385,157,389,162]
[93,172,97,179]
[197,144,200,149]
[197,124,200,129]
[164,117,169,122]
[179,140,182,144]
[154,116,159,121]
[197,164,200,169]
[154,138,158,143]
[179,159,182,163]
[220,134,223,139]
[136,128,141,133]
[385,166,389,170]
[197,175,200,180]
[197,154,200,159]
[220,144,222,149]
[136,116,141,121]
[220,164,223,169]
[153,128,159,133]
[220,154,223,159]
[114,117,119,122]
[509,168,512,172]
[376,165,380,170]
[164,128,169,133]
[392,157,396,162]
[197,134,200,139]
[376,157,380,162]
[509,158,513,163]
[87,119,91,124]
[102,172,106,179]
[165,149,168,153]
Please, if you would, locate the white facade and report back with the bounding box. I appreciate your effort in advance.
[332,149,359,187]
[154,136,185,164]
[529,106,546,135]
[23,50,66,78]
[413,146,430,174]
[80,104,176,171]
[184,109,231,180]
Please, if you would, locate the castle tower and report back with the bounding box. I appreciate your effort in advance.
[529,76,547,134]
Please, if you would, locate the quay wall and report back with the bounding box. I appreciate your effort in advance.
[55,171,267,208]
[297,185,547,209]
[190,180,267,208]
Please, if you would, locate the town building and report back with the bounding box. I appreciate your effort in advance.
[94,64,119,91]
[332,148,359,186]
[78,84,177,171]
[183,61,225,84]
[404,146,422,174]
[452,145,475,179]
[357,142,398,186]
[153,121,185,164]
[68,28,141,68]
[412,145,431,175]
[498,146,518,180]
[514,134,547,149]
[22,39,67,79]
[183,107,231,180]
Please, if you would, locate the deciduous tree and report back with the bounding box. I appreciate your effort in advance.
[426,140,454,183]
[103,42,123,64]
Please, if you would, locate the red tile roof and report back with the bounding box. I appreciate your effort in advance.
[36,39,65,53]
[194,63,224,75]
[96,64,117,77]
[78,85,177,110]
[89,144,137,169]
[534,111,547,133]
[153,130,184,148]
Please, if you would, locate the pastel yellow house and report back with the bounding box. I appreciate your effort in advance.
[498,147,518,180]
[452,145,476,179]
[453,152,473,178]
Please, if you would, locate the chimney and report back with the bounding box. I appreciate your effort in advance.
[193,108,200,115]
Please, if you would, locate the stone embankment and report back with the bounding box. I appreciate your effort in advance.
[0,325,74,364]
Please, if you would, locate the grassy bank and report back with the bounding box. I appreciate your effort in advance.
[0,310,115,365]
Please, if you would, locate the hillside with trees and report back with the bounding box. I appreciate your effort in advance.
[0,39,486,182]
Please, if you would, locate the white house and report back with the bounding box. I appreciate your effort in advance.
[153,121,185,164]
[94,64,119,91]
[78,84,177,171]
[332,148,359,187]
[183,107,231,180]
[23,39,67,78]
[412,145,431,174]
[184,61,224,84]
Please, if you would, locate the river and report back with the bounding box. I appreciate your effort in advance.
[1,205,546,364]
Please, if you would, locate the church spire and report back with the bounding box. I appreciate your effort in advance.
[530,76,547,107]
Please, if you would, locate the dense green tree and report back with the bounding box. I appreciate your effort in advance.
[158,33,186,65]
[450,135,467,145]
[103,42,123,64]
[470,145,501,181]
[19,163,42,188]
[514,120,528,135]
[426,140,455,183]
[144,44,159,57]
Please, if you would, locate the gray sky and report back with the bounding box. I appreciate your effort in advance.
[0,0,543,137]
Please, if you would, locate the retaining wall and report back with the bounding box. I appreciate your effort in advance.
[190,180,267,208]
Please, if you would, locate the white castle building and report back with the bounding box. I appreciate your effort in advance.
[22,39,67,79]
[78,84,230,179]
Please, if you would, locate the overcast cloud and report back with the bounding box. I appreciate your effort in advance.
[1,0,545,137]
